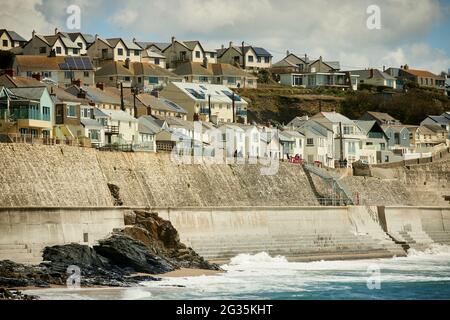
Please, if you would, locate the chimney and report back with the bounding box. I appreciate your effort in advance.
[124,58,130,69]
[31,73,41,81]
[96,82,105,91]
[151,89,160,98]
[286,50,290,56]
[229,41,233,48]
[304,54,308,62]
[55,28,59,35]
[404,64,409,70]
[95,34,99,41]
[32,30,36,38]
[171,36,176,44]
[369,69,374,78]
[383,65,386,72]
[132,37,136,43]
[221,44,224,50]
[5,69,14,77]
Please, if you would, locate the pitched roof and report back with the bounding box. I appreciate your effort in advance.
[65,32,95,44]
[354,120,377,134]
[132,62,181,78]
[106,38,142,51]
[9,87,47,101]
[0,29,27,42]
[351,69,396,80]
[174,62,214,76]
[314,112,354,124]
[365,111,399,123]
[15,55,94,71]
[95,61,134,77]
[99,108,137,122]
[403,68,443,79]
[212,63,255,77]
[142,49,166,59]
[135,94,187,114]
[419,124,448,134]
[251,47,272,57]
[424,115,450,125]
[46,84,88,104]
[43,34,79,49]
[0,74,45,88]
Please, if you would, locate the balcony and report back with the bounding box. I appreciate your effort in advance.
[236,109,247,117]
[104,125,119,135]
[199,108,210,115]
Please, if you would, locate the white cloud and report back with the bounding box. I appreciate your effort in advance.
[1,0,448,73]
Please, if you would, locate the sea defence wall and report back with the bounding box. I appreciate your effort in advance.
[379,206,450,248]
[155,206,407,262]
[0,207,125,264]
[1,206,450,264]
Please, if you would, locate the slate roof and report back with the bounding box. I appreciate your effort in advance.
[106,38,142,51]
[0,74,45,88]
[9,87,47,101]
[99,108,137,122]
[351,69,396,80]
[95,61,134,77]
[315,112,354,125]
[0,29,27,42]
[135,94,187,114]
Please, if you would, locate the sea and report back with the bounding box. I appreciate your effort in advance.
[25,245,450,300]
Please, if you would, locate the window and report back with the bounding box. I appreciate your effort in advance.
[199,76,209,83]
[39,47,46,54]
[380,143,385,150]
[134,50,140,56]
[195,51,201,58]
[210,52,215,58]
[348,142,356,154]
[307,138,314,146]
[248,55,254,62]
[84,71,90,77]
[148,77,159,84]
[42,71,52,78]
[154,58,160,65]
[247,79,253,85]
[42,106,51,121]
[64,71,74,79]
[77,42,83,48]
[343,126,354,135]
[65,48,68,55]
[118,48,124,55]
[67,105,77,117]
[56,47,62,54]
[264,57,270,63]
[227,77,236,85]
[73,48,79,55]
[124,76,130,82]
[257,57,261,63]
[81,108,91,118]
[138,77,142,83]
[2,40,8,47]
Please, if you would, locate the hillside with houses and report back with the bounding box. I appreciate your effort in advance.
[0,28,449,169]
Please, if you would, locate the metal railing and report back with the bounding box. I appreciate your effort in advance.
[1,133,81,146]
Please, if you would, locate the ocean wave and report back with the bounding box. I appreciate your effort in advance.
[228,252,288,265]
[407,244,450,257]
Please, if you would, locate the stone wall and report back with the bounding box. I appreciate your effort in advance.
[0,144,113,207]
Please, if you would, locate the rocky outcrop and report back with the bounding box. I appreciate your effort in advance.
[0,211,219,293]
[0,287,37,300]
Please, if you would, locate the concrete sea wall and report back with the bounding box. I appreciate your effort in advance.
[0,207,125,264]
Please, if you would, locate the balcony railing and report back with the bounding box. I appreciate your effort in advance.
[104,125,119,135]
[1,108,51,121]
[236,109,247,117]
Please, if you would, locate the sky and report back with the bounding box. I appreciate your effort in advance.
[1,0,449,74]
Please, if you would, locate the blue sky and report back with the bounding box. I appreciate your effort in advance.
[1,0,449,73]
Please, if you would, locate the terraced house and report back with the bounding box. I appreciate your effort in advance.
[386,65,446,92]
[162,38,213,70]
[274,54,358,90]
[13,55,95,87]
[0,86,53,140]
[22,30,81,56]
[173,61,257,88]
[161,82,248,123]
[216,42,273,71]
[87,37,142,67]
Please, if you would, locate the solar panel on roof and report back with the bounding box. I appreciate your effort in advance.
[59,63,69,70]
[66,57,76,69]
[81,57,93,70]
[74,57,84,70]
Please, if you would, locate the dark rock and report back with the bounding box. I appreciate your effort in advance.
[43,243,106,269]
[94,234,175,274]
[0,288,38,300]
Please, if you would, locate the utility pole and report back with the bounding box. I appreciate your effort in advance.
[133,86,138,118]
[241,41,245,69]
[208,94,211,122]
[339,122,344,168]
[232,91,236,123]
[120,82,125,111]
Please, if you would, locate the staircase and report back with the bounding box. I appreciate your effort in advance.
[186,233,406,263]
[0,244,42,265]
[302,164,354,206]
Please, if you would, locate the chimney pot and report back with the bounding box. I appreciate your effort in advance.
[171,36,175,44]
[221,44,224,50]
[32,30,36,38]
[55,28,58,35]
[286,50,290,56]
[229,41,233,48]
